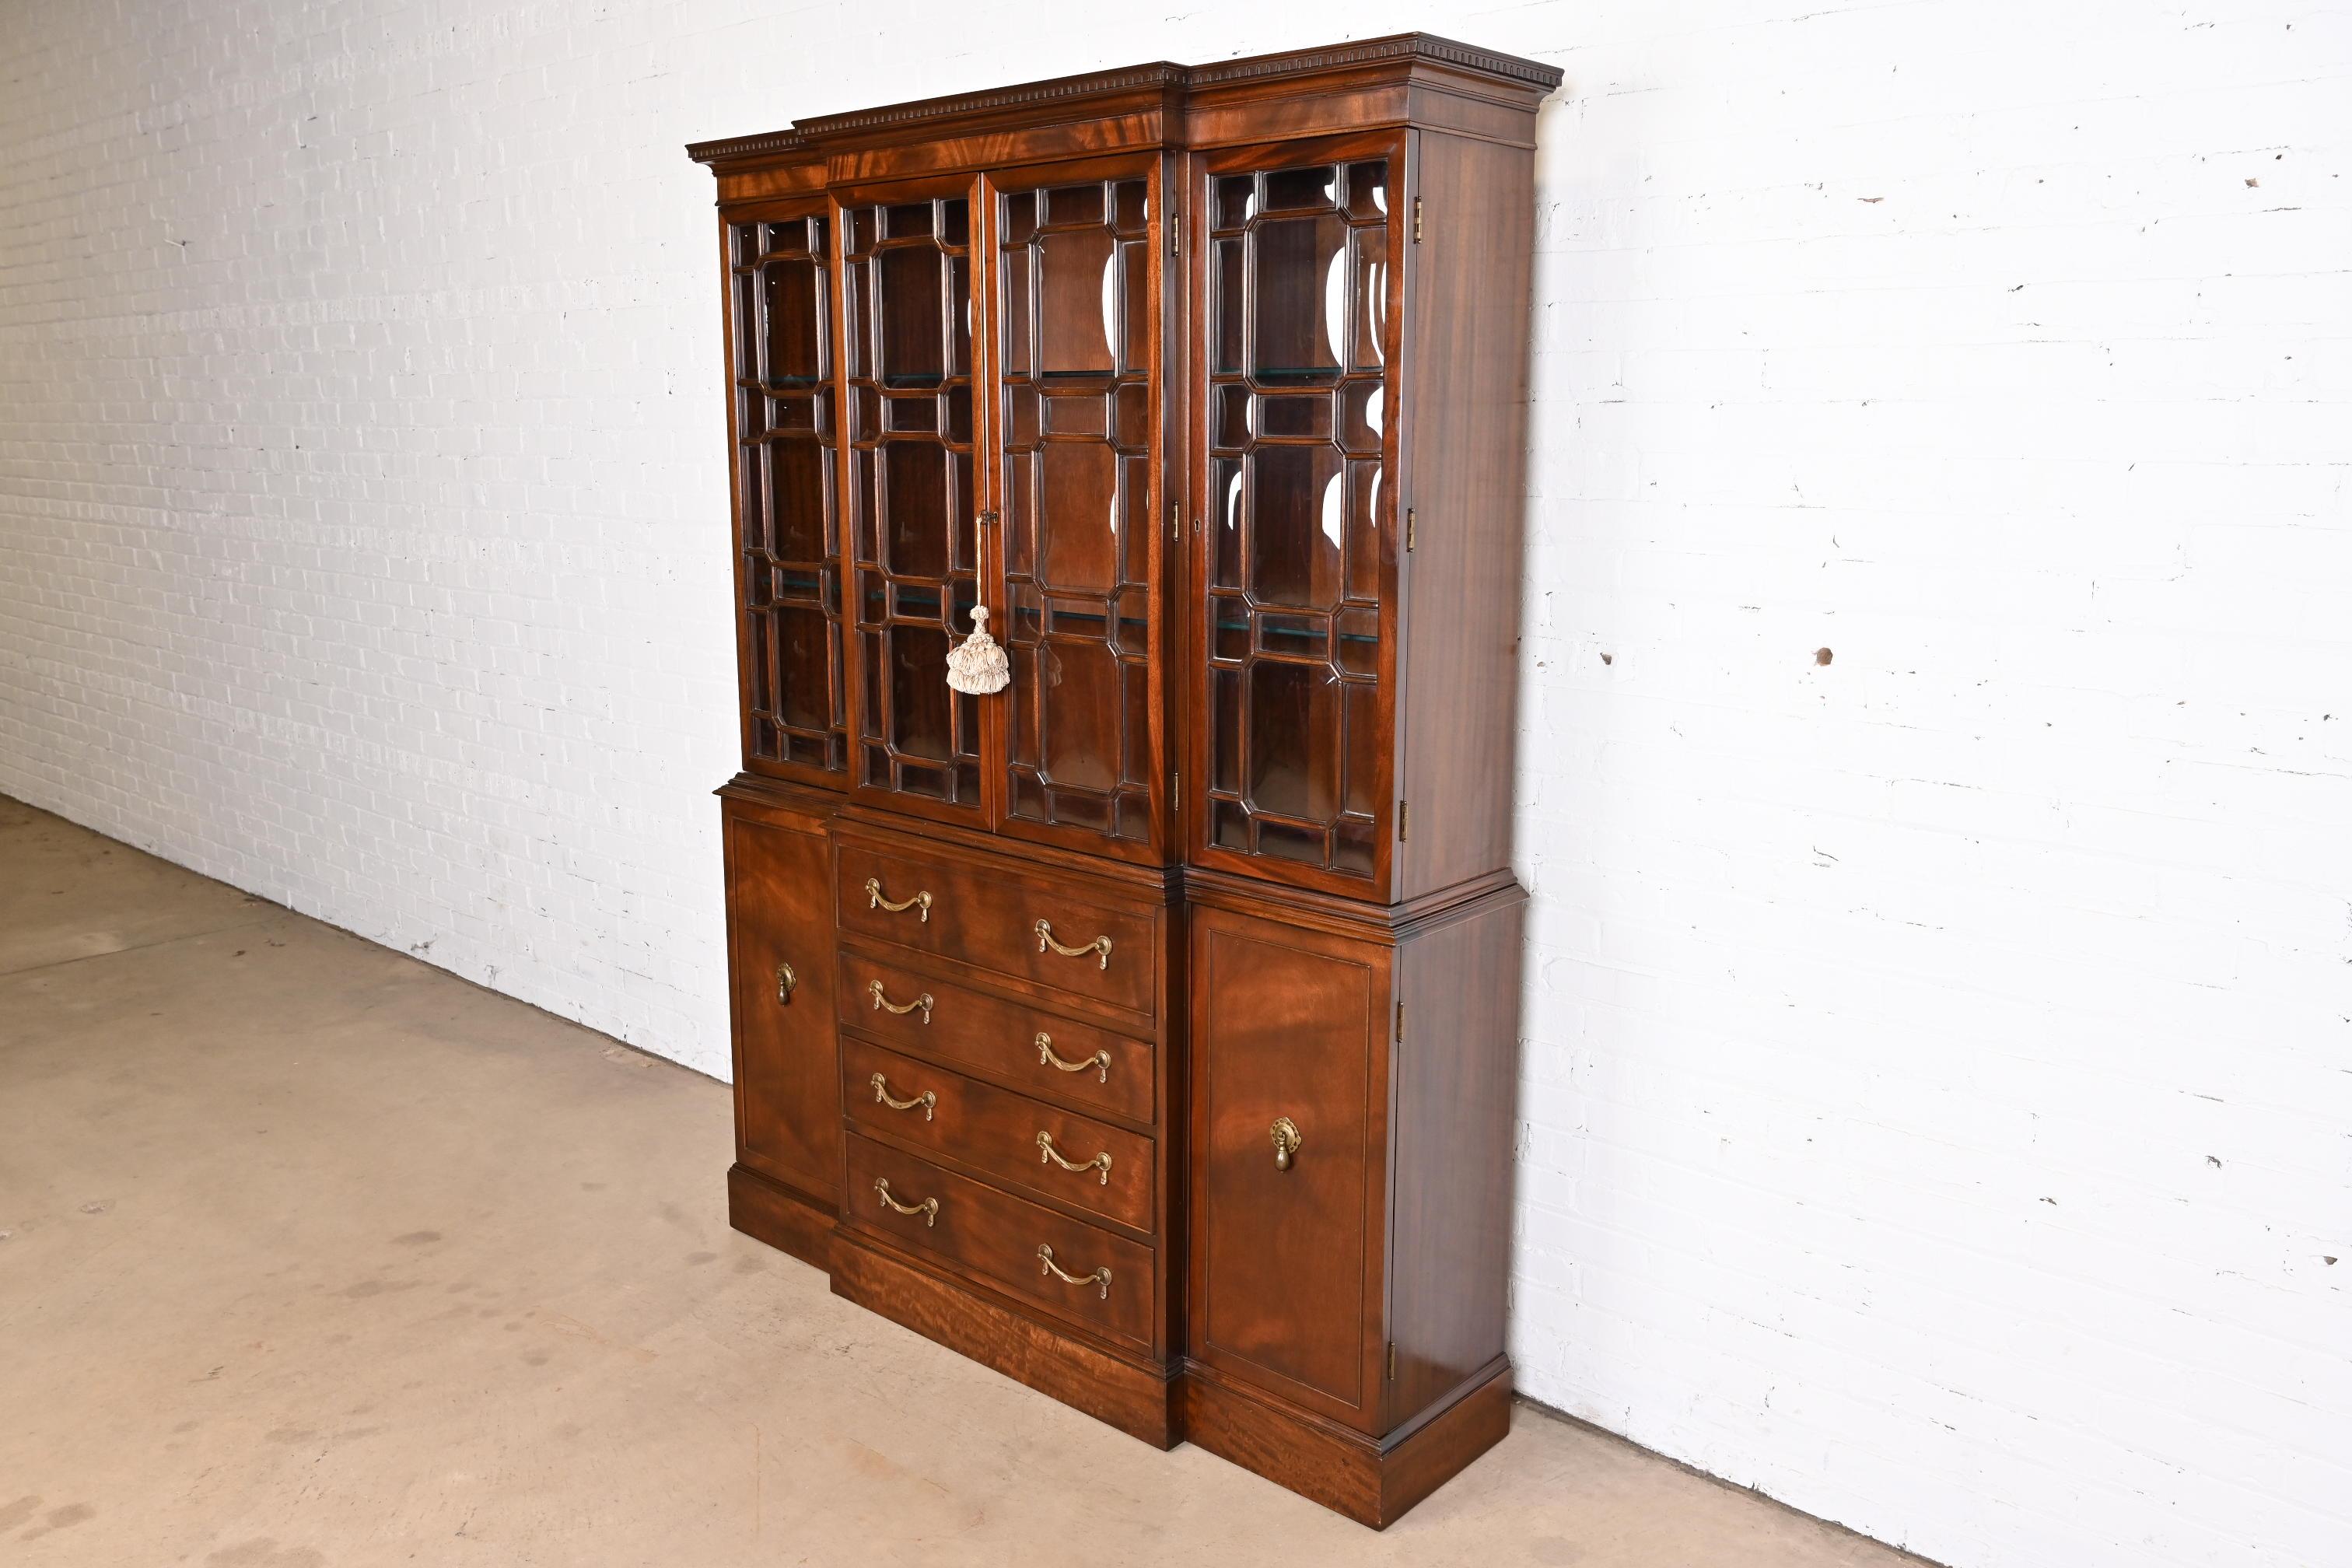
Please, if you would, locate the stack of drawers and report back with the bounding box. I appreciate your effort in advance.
[826,828,1175,1383]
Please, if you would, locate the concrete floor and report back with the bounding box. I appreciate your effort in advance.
[0,796,1925,1568]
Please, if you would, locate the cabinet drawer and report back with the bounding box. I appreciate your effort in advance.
[835,840,1159,1017]
[843,1133,1154,1349]
[844,1038,1154,1233]
[834,949,1153,1125]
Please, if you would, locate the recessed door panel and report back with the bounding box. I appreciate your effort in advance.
[726,812,838,1200]
[1192,907,1389,1429]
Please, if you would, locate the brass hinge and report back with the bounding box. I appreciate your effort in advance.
[1395,999,1404,1044]
[1412,198,1423,243]
[1171,214,1179,256]
[1171,772,1179,811]
[1398,800,1409,841]
[1387,1341,1398,1381]
[1405,508,1416,551]
[1170,501,1179,542]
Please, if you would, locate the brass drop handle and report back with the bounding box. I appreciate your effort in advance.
[1271,1117,1302,1172]
[871,1073,936,1122]
[1037,1243,1111,1300]
[1036,1032,1110,1083]
[868,978,933,1024]
[866,876,933,922]
[873,1177,938,1227]
[1035,919,1111,971]
[774,960,796,1003]
[1036,1131,1112,1185]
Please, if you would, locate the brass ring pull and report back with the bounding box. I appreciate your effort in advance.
[1037,1032,1110,1084]
[866,877,933,922]
[1034,919,1111,971]
[774,960,796,1003]
[873,1177,938,1227]
[1271,1116,1302,1171]
[871,1073,936,1122]
[1036,1131,1111,1185]
[1037,1243,1111,1300]
[868,978,933,1024]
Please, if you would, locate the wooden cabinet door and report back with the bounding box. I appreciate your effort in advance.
[834,160,1174,859]
[1188,135,1406,899]
[726,809,839,1202]
[1190,905,1392,1431]
[985,156,1169,862]
[724,202,849,784]
[838,177,989,822]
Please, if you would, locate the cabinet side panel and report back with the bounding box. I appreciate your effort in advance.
[1396,133,1538,898]
[726,803,842,1203]
[1387,888,1524,1426]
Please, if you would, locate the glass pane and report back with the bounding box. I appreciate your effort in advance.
[891,625,953,761]
[1251,213,1345,382]
[1000,247,1031,376]
[731,214,844,775]
[1041,443,1117,593]
[770,441,826,559]
[1038,229,1115,374]
[846,195,980,805]
[775,605,832,731]
[1350,226,1388,369]
[1248,660,1339,821]
[1258,392,1331,439]
[999,176,1155,842]
[878,246,943,385]
[1114,179,1147,234]
[1040,640,1121,792]
[1215,175,1255,230]
[1213,240,1244,374]
[882,443,947,576]
[1248,446,1342,611]
[1004,191,1037,245]
[1264,166,1336,211]
[761,258,822,384]
[1199,157,1392,877]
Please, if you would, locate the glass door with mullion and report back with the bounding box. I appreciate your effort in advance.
[988,155,1167,861]
[1190,135,1405,894]
[726,200,849,783]
[838,177,989,821]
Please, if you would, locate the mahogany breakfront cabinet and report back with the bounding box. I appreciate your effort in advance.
[688,33,1558,1527]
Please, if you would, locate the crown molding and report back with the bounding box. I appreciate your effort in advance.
[684,33,1559,168]
[793,62,1188,141]
[1189,32,1562,93]
[684,129,809,166]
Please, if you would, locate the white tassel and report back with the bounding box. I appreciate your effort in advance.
[945,605,1010,695]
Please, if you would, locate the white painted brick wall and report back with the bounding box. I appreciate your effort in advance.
[1,4,2344,1565]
